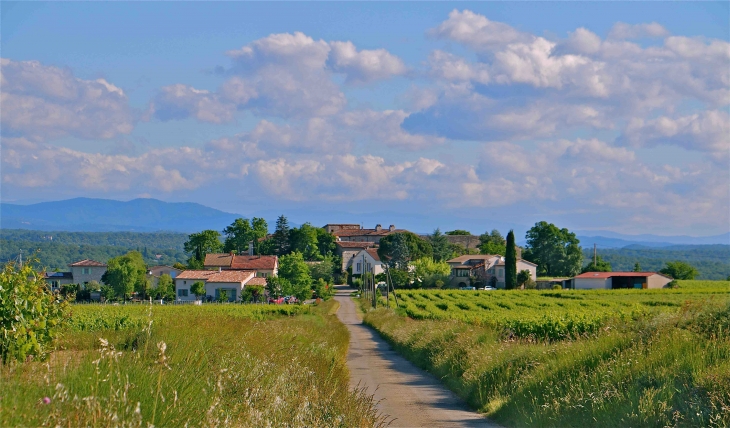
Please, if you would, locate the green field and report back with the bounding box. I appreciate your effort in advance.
[363,280,730,427]
[1,301,385,427]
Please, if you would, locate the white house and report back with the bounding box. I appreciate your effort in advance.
[573,272,673,290]
[174,269,263,302]
[347,249,384,276]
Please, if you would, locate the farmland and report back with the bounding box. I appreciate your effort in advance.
[363,280,730,427]
[1,301,384,427]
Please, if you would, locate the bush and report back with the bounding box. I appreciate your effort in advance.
[524,279,537,290]
[0,262,68,363]
[552,284,563,290]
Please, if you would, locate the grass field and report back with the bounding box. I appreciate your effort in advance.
[1,301,385,427]
[363,280,730,427]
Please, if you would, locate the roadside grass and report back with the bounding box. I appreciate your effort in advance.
[1,301,386,427]
[361,280,730,427]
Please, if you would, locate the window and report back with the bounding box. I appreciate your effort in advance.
[366,263,371,272]
[498,268,504,278]
[82,268,90,275]
[356,262,362,272]
[178,289,189,297]
[184,280,187,285]
[456,269,470,277]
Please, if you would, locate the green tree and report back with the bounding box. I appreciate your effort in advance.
[633,262,642,272]
[660,261,699,280]
[386,267,413,289]
[516,269,532,288]
[154,274,175,301]
[184,230,222,268]
[241,284,264,303]
[266,276,290,299]
[102,251,147,300]
[523,221,583,277]
[272,215,291,256]
[315,227,336,258]
[445,230,471,235]
[412,257,451,288]
[479,229,506,256]
[217,289,229,303]
[289,223,322,260]
[378,232,433,269]
[191,280,206,301]
[223,217,268,255]
[309,255,335,284]
[172,262,187,270]
[1,261,68,363]
[100,285,116,302]
[278,252,313,302]
[582,255,612,273]
[429,228,452,262]
[505,230,517,290]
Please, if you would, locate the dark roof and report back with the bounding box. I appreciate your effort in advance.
[44,272,73,279]
[335,241,376,249]
[69,259,106,267]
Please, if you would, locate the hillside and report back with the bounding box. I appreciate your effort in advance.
[584,245,730,280]
[0,198,241,232]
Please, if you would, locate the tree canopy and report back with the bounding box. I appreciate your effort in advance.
[102,251,148,300]
[479,229,507,256]
[272,215,291,256]
[184,230,222,268]
[505,230,517,289]
[660,261,699,280]
[523,221,583,277]
[429,228,452,262]
[278,251,313,301]
[582,255,612,273]
[378,232,433,269]
[445,230,471,236]
[222,217,268,255]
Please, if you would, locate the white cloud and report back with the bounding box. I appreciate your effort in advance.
[339,109,446,149]
[328,41,407,83]
[430,9,533,51]
[0,58,135,141]
[621,110,730,160]
[151,84,237,123]
[608,22,670,40]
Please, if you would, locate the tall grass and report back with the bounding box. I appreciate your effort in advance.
[1,301,386,427]
[362,283,730,427]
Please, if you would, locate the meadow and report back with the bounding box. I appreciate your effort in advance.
[363,280,730,427]
[1,301,385,427]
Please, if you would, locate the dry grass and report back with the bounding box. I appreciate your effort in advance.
[1,301,386,427]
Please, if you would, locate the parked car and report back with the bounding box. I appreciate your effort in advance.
[459,286,476,290]
[479,286,496,291]
[268,297,285,304]
[285,296,299,304]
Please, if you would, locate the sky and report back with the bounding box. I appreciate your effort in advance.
[1,2,729,236]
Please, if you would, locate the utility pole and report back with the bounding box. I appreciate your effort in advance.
[593,243,597,265]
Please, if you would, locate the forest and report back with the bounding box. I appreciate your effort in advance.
[587,244,730,280]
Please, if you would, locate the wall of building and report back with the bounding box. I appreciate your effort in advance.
[206,281,243,302]
[647,274,672,289]
[574,277,611,289]
[70,266,106,285]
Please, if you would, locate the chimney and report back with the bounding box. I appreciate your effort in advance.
[375,224,382,232]
[389,224,395,232]
[219,267,222,272]
[248,241,254,256]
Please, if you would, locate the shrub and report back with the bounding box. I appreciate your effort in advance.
[0,262,68,363]
[552,284,563,290]
[524,279,537,290]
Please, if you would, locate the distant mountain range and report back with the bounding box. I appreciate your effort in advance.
[2,198,728,247]
[0,198,241,233]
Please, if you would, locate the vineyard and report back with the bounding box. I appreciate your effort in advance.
[387,280,730,340]
[363,280,730,427]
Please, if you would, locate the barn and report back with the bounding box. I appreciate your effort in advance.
[573,272,673,290]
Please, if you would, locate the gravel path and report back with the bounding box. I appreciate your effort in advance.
[334,285,499,428]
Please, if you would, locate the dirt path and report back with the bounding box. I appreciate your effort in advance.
[334,286,498,428]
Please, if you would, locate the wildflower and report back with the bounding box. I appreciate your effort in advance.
[42,397,51,404]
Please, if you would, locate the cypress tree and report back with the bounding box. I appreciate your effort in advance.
[505,230,517,290]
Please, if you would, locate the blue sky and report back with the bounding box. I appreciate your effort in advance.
[2,2,729,236]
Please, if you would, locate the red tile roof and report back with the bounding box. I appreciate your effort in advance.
[177,270,217,280]
[245,277,268,286]
[574,272,668,279]
[207,270,255,283]
[366,248,381,262]
[204,253,234,267]
[335,241,376,248]
[69,259,106,267]
[333,228,405,237]
[230,255,278,270]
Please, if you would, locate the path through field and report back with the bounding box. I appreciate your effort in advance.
[334,285,498,428]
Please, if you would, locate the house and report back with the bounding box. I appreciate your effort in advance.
[445,255,537,289]
[326,224,404,244]
[44,271,74,290]
[174,269,259,302]
[346,248,384,276]
[335,241,376,271]
[42,258,107,291]
[69,259,107,286]
[573,272,673,290]
[147,265,182,288]
[203,252,278,277]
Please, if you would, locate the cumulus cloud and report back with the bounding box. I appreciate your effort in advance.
[430,9,533,51]
[328,41,407,83]
[620,110,730,160]
[608,22,670,40]
[0,58,135,141]
[339,109,446,149]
